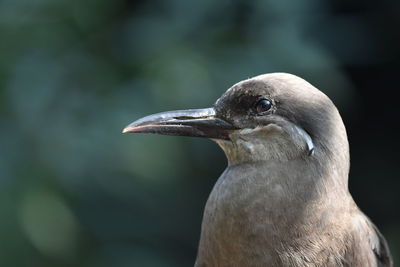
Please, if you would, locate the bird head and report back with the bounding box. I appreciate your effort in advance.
[123,73,348,165]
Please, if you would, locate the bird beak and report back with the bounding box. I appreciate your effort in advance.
[122,108,237,140]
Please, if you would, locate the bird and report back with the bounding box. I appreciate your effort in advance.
[123,73,393,266]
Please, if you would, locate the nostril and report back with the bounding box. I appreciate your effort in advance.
[174,116,195,120]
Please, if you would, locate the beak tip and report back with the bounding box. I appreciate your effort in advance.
[122,126,132,134]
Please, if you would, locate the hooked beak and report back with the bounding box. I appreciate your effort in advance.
[122,108,237,140]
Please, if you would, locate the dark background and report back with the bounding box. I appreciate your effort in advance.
[0,0,398,266]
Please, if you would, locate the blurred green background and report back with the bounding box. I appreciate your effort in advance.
[0,0,399,266]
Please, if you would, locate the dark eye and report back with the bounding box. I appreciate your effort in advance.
[255,98,272,114]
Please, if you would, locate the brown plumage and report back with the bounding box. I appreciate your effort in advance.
[124,73,393,266]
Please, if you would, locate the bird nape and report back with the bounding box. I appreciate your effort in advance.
[123,73,393,267]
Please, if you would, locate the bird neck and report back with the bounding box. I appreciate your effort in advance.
[207,157,351,225]
[196,155,353,266]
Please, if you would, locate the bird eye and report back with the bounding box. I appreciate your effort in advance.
[255,98,272,114]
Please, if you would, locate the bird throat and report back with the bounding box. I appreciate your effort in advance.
[215,123,314,165]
